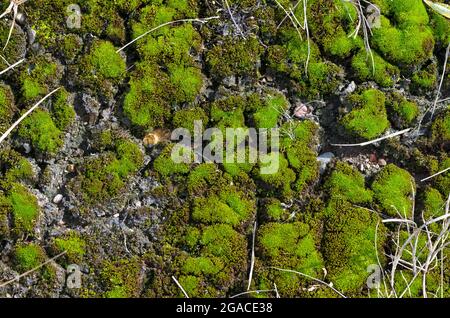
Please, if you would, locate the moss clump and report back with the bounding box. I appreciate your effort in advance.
[372,164,415,218]
[54,232,86,263]
[262,198,287,221]
[285,141,319,192]
[167,63,203,104]
[386,92,419,127]
[322,199,385,293]
[14,243,46,272]
[421,187,445,233]
[206,36,263,79]
[200,224,247,267]
[371,1,435,66]
[256,221,324,297]
[134,22,202,65]
[18,54,62,102]
[0,149,33,185]
[172,107,208,134]
[411,62,438,92]
[83,40,126,81]
[252,93,289,129]
[71,137,143,205]
[18,109,63,154]
[433,158,450,196]
[100,258,142,298]
[153,144,192,177]
[57,34,83,62]
[255,152,296,199]
[351,50,400,87]
[324,162,373,205]
[0,19,26,69]
[192,189,254,227]
[341,89,390,140]
[0,84,16,132]
[123,63,172,130]
[430,109,450,147]
[210,95,247,132]
[9,184,39,233]
[50,88,76,131]
[267,30,343,99]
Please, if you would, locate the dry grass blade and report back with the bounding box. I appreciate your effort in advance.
[224,0,246,39]
[0,251,67,288]
[0,87,60,145]
[0,0,28,51]
[117,16,220,53]
[247,221,257,291]
[172,275,190,298]
[270,267,347,298]
[421,167,450,182]
[331,128,411,147]
[0,57,24,76]
[230,289,275,298]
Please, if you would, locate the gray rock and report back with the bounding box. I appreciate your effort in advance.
[317,152,335,172]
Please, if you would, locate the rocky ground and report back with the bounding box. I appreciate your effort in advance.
[0,0,449,298]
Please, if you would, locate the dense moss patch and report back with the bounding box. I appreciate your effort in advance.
[372,164,415,218]
[0,84,16,132]
[341,89,389,140]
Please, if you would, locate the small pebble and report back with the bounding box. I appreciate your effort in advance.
[23,143,31,154]
[53,194,63,204]
[378,159,387,166]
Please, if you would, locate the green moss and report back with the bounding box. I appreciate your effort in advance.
[206,36,263,79]
[154,144,192,177]
[0,149,33,185]
[181,257,221,276]
[58,34,83,61]
[19,55,62,102]
[50,88,76,131]
[411,62,438,91]
[280,120,318,149]
[322,199,386,293]
[372,164,415,218]
[0,195,11,239]
[9,184,39,233]
[200,224,246,265]
[187,164,221,194]
[386,92,419,126]
[259,222,323,273]
[14,243,46,272]
[54,232,86,263]
[371,12,434,66]
[0,84,16,132]
[85,40,126,80]
[351,50,400,87]
[136,23,202,65]
[71,138,143,205]
[431,109,450,145]
[267,29,343,98]
[255,152,296,199]
[255,220,324,297]
[172,107,208,134]
[0,19,26,69]
[433,158,450,197]
[210,96,246,132]
[18,109,63,154]
[263,198,286,221]
[192,189,254,227]
[421,187,445,233]
[123,63,172,130]
[341,89,389,140]
[252,93,289,129]
[168,63,203,103]
[324,162,373,204]
[285,141,319,192]
[430,11,450,46]
[101,258,142,298]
